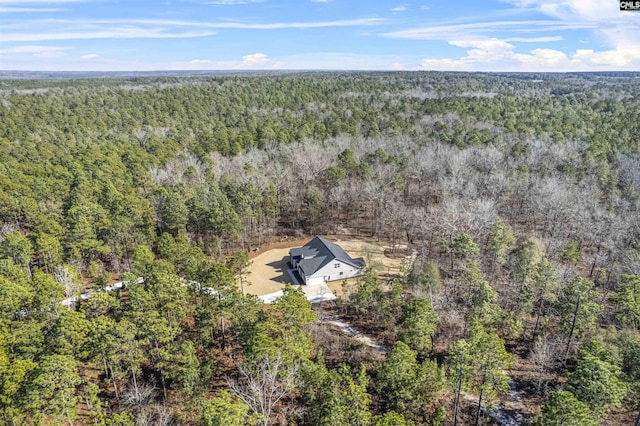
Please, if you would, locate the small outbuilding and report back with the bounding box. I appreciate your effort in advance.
[289,236,366,285]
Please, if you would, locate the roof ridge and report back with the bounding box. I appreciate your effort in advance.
[316,236,348,259]
[315,236,335,254]
[316,236,363,268]
[296,237,365,277]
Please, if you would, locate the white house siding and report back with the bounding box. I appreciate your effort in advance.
[307,260,364,284]
[305,275,326,286]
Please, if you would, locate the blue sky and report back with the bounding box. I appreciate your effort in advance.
[0,0,638,71]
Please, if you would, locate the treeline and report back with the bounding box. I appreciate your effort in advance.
[0,72,639,424]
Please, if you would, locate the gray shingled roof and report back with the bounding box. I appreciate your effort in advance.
[292,236,365,276]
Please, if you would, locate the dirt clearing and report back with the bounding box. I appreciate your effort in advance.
[242,236,411,297]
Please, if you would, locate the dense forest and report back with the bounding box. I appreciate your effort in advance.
[0,71,639,425]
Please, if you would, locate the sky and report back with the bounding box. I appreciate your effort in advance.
[0,0,639,71]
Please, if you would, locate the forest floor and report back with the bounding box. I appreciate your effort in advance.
[314,302,527,426]
[242,236,409,298]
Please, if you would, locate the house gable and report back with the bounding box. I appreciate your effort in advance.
[308,258,364,283]
[289,236,366,284]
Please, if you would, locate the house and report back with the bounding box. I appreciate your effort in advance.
[289,236,366,285]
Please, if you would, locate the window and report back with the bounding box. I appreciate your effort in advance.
[340,271,344,275]
[334,263,340,268]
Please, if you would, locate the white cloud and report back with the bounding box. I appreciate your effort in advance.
[513,0,640,68]
[390,0,640,71]
[168,59,215,70]
[0,45,69,61]
[572,47,640,67]
[514,48,569,67]
[35,50,67,58]
[501,0,640,45]
[170,54,277,70]
[449,38,514,50]
[392,4,407,12]
[0,45,68,54]
[0,28,216,42]
[0,18,386,43]
[171,52,406,71]
[207,0,263,4]
[6,50,412,72]
[311,0,329,2]
[0,16,386,48]
[274,52,405,70]
[505,36,562,42]
[449,38,520,66]
[421,57,468,70]
[419,35,640,71]
[106,17,387,30]
[237,52,270,67]
[0,0,86,3]
[0,7,61,12]
[504,0,623,21]
[383,20,594,41]
[217,17,385,29]
[13,18,387,30]
[80,53,98,59]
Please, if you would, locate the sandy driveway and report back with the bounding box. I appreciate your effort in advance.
[242,237,409,298]
[243,247,296,296]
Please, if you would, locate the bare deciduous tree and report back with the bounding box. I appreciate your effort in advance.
[124,379,157,410]
[529,335,562,394]
[137,404,175,426]
[228,353,298,426]
[53,265,82,299]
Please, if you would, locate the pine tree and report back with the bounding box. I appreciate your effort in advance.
[488,217,515,266]
[398,296,438,357]
[537,391,597,426]
[610,274,640,330]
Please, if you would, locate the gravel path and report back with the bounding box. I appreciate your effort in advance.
[319,315,523,426]
[322,317,390,352]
